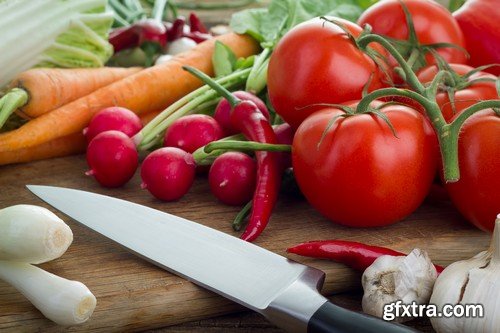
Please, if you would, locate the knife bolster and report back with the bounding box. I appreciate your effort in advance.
[264,267,327,333]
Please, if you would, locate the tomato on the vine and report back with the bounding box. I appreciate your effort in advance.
[397,64,498,121]
[268,17,387,129]
[444,110,500,232]
[358,0,466,69]
[417,64,498,121]
[292,101,438,227]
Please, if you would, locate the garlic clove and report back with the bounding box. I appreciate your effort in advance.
[362,248,437,322]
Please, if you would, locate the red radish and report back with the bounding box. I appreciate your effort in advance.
[163,114,223,153]
[214,91,270,135]
[83,107,143,143]
[209,152,257,206]
[86,131,138,188]
[141,147,196,201]
[274,123,294,170]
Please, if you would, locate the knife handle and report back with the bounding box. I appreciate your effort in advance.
[307,301,417,333]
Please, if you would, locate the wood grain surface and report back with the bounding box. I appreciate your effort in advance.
[0,155,491,332]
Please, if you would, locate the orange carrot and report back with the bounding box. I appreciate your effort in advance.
[0,132,86,165]
[9,67,143,118]
[0,33,259,154]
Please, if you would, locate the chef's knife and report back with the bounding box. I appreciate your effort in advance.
[27,185,415,333]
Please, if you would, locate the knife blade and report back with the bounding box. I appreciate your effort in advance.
[27,185,415,333]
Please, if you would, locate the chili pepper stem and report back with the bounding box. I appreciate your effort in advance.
[204,140,291,154]
[0,88,29,130]
[192,133,245,165]
[232,201,252,231]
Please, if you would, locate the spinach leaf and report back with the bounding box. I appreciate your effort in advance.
[230,0,368,47]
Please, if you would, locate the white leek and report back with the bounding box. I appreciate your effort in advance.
[0,205,73,264]
[0,261,96,326]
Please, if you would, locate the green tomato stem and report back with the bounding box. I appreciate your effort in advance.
[357,87,460,182]
[0,88,29,130]
[203,140,291,154]
[357,34,425,93]
[450,100,500,135]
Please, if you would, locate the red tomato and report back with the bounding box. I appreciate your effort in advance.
[267,17,387,129]
[397,64,498,121]
[454,0,500,76]
[292,101,438,227]
[444,110,500,232]
[358,0,466,68]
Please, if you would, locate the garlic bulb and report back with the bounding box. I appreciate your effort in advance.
[362,248,438,322]
[0,205,73,264]
[430,216,500,333]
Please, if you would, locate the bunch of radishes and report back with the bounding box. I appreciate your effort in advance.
[83,91,292,206]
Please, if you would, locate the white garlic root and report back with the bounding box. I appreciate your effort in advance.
[0,261,96,326]
[0,205,73,264]
[362,248,438,322]
[430,216,500,333]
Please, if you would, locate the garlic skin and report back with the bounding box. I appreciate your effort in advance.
[362,248,438,322]
[430,217,500,333]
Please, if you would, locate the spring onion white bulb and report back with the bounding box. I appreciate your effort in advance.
[0,261,96,326]
[0,205,73,264]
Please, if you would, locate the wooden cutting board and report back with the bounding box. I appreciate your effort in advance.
[0,155,490,332]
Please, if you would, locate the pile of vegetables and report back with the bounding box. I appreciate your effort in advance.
[0,205,96,326]
[1,0,498,238]
[288,216,500,331]
[0,0,499,329]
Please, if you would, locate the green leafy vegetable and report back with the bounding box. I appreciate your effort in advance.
[230,0,366,47]
[212,41,238,78]
[230,0,371,94]
[0,0,113,87]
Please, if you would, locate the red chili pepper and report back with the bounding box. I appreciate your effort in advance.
[184,66,281,243]
[183,31,212,44]
[189,13,208,34]
[167,17,186,41]
[109,26,140,53]
[287,240,444,273]
[230,101,280,242]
